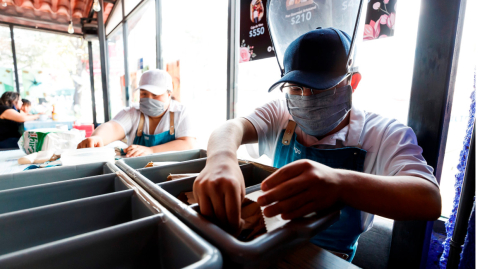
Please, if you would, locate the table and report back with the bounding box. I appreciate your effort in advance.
[23,120,74,131]
[0,150,28,175]
[271,243,360,269]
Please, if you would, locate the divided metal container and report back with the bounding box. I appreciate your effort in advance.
[0,161,222,269]
[0,162,119,191]
[116,157,340,267]
[118,149,207,170]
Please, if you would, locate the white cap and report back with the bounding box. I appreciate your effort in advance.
[136,69,173,95]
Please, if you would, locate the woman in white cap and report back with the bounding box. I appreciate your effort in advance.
[78,69,196,157]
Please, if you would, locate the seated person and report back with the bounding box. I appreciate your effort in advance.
[20,99,32,115]
[192,28,441,262]
[0,92,40,149]
[78,69,196,157]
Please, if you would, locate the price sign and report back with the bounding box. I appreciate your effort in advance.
[239,0,275,63]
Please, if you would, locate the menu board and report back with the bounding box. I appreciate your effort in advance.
[239,0,275,63]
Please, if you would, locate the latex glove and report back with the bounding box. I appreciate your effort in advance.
[77,136,104,148]
[257,159,342,220]
[124,145,153,157]
[193,157,245,232]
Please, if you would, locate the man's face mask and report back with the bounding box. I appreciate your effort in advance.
[285,85,352,138]
[140,98,166,117]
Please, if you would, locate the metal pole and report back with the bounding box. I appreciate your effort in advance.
[97,0,111,122]
[121,0,130,107]
[388,0,467,268]
[155,0,162,69]
[88,41,98,127]
[446,123,475,269]
[9,25,20,94]
[226,0,238,120]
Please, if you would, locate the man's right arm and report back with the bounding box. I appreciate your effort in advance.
[193,118,258,231]
[77,121,126,148]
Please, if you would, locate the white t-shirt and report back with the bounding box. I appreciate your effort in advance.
[243,99,438,231]
[112,100,195,146]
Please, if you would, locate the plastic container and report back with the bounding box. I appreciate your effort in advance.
[61,148,115,166]
[116,160,340,267]
[117,149,207,170]
[0,189,222,269]
[0,162,118,191]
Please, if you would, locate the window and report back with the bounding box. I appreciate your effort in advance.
[13,27,94,124]
[89,40,106,124]
[107,26,127,118]
[126,0,157,106]
[106,0,123,35]
[0,25,15,94]
[161,0,228,149]
[439,0,479,217]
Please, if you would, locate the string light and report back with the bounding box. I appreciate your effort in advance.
[68,21,74,34]
[93,0,101,12]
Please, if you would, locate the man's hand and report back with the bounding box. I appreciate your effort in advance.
[193,157,245,231]
[257,159,342,220]
[124,145,154,157]
[77,136,104,149]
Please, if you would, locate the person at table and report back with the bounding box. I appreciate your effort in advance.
[78,69,196,157]
[20,99,32,115]
[0,92,40,149]
[192,28,441,261]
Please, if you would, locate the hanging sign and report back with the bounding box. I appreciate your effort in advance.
[363,0,397,41]
[239,0,275,63]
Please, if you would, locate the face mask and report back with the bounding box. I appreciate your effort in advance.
[286,85,352,138]
[140,98,166,117]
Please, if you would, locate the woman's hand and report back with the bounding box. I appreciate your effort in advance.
[257,159,343,220]
[124,145,153,157]
[77,136,104,148]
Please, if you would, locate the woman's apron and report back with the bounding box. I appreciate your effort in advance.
[272,120,367,262]
[129,111,176,148]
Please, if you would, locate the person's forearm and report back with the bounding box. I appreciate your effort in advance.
[90,122,124,145]
[338,170,441,220]
[207,120,246,163]
[150,138,196,153]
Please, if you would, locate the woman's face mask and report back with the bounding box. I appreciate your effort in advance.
[140,98,166,117]
[286,85,352,138]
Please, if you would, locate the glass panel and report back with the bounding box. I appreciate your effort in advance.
[107,26,126,119]
[124,0,142,17]
[0,25,15,94]
[126,0,156,106]
[267,0,362,72]
[439,0,479,217]
[352,1,419,124]
[13,27,94,123]
[236,58,284,164]
[106,0,124,35]
[161,0,228,149]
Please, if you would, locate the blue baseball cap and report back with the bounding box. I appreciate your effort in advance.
[268,27,352,92]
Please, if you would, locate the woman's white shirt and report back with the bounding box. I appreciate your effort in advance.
[112,100,195,146]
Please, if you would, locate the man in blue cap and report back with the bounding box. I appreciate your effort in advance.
[193,28,441,261]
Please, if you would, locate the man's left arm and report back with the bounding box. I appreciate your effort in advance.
[257,160,441,221]
[257,122,441,221]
